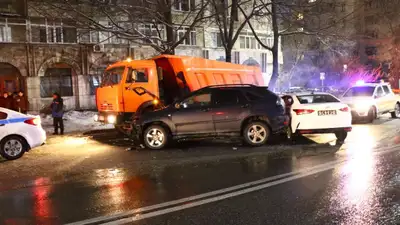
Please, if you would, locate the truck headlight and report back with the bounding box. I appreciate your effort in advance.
[94,114,99,122]
[107,115,116,124]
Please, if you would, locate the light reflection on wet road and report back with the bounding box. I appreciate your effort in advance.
[0,119,399,225]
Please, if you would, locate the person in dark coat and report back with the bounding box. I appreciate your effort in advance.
[14,90,29,114]
[0,92,13,109]
[50,92,64,135]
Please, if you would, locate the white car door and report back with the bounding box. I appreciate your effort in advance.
[374,86,387,113]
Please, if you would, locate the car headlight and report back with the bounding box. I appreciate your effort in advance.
[354,101,371,111]
[107,115,116,124]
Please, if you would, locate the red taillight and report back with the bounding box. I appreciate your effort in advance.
[339,107,349,112]
[24,118,40,126]
[293,109,314,115]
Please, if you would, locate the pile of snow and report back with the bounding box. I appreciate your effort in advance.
[39,111,114,133]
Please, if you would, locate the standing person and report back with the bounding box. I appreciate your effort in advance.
[50,92,64,135]
[0,92,13,109]
[11,92,18,111]
[14,90,29,114]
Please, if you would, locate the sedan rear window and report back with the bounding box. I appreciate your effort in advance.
[296,95,340,104]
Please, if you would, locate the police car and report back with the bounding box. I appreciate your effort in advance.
[0,107,46,160]
[340,80,400,122]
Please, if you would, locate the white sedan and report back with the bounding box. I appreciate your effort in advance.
[281,92,352,142]
[0,107,46,160]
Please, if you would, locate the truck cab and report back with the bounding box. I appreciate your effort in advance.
[340,81,400,122]
[95,59,161,125]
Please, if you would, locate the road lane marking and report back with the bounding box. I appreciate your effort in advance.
[67,145,400,225]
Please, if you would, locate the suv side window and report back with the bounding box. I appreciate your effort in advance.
[375,86,385,98]
[181,90,212,109]
[213,89,246,106]
[382,85,391,95]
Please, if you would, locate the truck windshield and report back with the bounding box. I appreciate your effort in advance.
[101,67,125,86]
[343,86,375,97]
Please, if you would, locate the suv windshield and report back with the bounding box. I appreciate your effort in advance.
[343,86,375,97]
[101,67,125,86]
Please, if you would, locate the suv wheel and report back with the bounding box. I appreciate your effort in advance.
[0,136,28,160]
[143,125,168,150]
[390,103,400,118]
[243,122,270,147]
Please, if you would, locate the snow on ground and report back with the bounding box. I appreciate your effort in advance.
[38,111,114,134]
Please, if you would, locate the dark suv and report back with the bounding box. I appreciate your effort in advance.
[132,85,288,150]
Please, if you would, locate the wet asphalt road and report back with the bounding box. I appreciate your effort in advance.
[0,116,399,225]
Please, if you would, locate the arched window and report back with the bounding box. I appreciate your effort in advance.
[40,64,73,98]
[0,63,22,93]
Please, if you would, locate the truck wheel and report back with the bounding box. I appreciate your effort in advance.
[367,106,376,123]
[143,125,168,150]
[243,122,270,147]
[335,131,348,143]
[0,136,28,160]
[390,103,400,118]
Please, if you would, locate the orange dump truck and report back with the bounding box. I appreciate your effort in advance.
[95,55,264,128]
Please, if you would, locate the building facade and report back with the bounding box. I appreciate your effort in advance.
[0,0,282,112]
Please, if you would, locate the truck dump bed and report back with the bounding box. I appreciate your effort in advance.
[153,55,264,92]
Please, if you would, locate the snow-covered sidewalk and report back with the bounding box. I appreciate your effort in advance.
[38,111,114,134]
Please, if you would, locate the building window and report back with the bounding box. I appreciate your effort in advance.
[31,18,77,43]
[177,27,196,46]
[0,18,26,43]
[233,51,240,64]
[40,67,73,98]
[211,32,223,48]
[90,30,100,43]
[203,50,209,59]
[261,53,267,73]
[297,13,304,20]
[240,35,271,49]
[89,74,102,95]
[0,25,11,42]
[174,0,195,11]
[138,24,165,44]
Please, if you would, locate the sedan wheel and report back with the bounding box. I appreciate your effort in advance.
[143,125,168,150]
[243,122,270,146]
[0,136,27,160]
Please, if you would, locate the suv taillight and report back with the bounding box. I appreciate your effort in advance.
[24,118,40,126]
[293,109,314,115]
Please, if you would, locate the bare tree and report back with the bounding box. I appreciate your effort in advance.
[31,0,212,54]
[209,0,263,62]
[240,0,359,89]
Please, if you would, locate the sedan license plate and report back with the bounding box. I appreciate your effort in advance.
[318,110,337,116]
